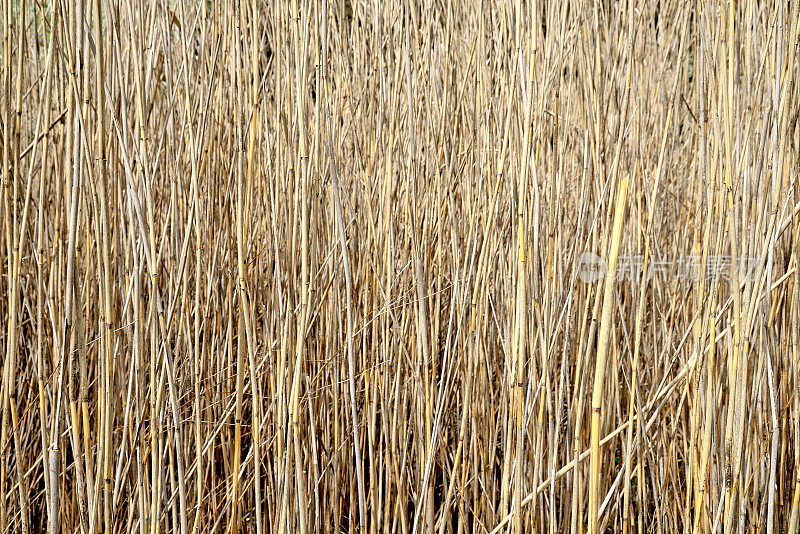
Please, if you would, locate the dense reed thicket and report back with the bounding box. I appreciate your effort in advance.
[1,0,799,532]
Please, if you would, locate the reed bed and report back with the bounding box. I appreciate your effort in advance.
[1,0,799,532]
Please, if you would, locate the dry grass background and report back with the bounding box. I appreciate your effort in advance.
[1,0,800,532]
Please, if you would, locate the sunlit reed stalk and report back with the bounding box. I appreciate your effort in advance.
[589,176,629,534]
